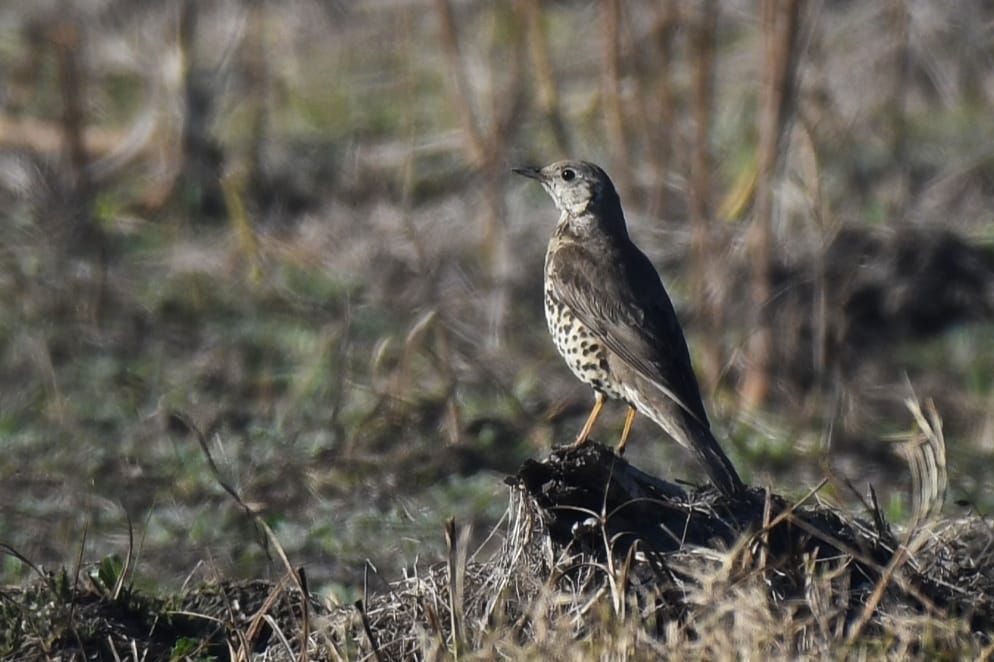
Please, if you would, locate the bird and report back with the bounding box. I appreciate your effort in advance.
[513,160,744,496]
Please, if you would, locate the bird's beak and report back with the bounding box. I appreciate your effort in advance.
[512,166,544,181]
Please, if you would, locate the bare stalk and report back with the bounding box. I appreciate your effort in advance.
[602,0,632,200]
[522,0,570,153]
[433,0,486,167]
[179,0,225,222]
[53,17,90,209]
[742,0,804,408]
[244,0,271,192]
[888,0,911,219]
[52,12,109,325]
[688,0,722,389]
[643,0,680,217]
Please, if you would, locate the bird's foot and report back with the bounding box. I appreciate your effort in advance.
[614,406,636,456]
[568,434,591,450]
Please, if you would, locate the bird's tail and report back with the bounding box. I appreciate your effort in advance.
[686,420,745,496]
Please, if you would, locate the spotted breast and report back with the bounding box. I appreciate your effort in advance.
[544,270,624,403]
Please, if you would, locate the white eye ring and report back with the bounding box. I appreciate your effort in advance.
[561,169,576,182]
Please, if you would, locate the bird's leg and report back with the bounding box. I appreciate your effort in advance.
[616,405,637,455]
[570,392,605,448]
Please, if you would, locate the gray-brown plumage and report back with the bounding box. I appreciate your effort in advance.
[514,160,744,495]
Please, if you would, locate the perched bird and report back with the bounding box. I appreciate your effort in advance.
[514,160,744,495]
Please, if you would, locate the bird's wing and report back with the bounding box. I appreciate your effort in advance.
[550,242,710,425]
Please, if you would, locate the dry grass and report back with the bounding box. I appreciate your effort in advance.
[289,492,994,660]
[5,401,992,659]
[8,488,990,660]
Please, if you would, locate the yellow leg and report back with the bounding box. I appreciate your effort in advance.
[616,405,637,455]
[570,392,606,448]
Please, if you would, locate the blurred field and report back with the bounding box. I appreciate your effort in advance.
[1,0,994,602]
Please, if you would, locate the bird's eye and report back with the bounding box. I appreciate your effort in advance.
[561,168,576,182]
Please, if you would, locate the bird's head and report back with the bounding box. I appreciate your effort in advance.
[513,160,622,220]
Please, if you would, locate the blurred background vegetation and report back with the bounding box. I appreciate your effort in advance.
[1,0,993,598]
